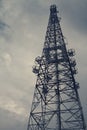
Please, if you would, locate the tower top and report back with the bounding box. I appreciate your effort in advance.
[50,4,58,14]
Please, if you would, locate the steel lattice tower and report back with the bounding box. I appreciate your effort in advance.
[27,5,86,130]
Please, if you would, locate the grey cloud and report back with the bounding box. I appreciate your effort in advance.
[0,0,10,32]
[58,0,87,33]
[0,108,27,130]
[0,21,8,30]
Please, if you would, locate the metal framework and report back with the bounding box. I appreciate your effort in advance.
[27,5,86,130]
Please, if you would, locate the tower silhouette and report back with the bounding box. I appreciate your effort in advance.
[27,5,86,130]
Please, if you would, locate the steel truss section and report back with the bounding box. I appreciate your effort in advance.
[27,4,86,130]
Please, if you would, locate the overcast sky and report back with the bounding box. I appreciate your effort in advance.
[0,0,87,130]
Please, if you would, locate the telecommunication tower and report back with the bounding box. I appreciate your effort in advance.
[27,5,86,130]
